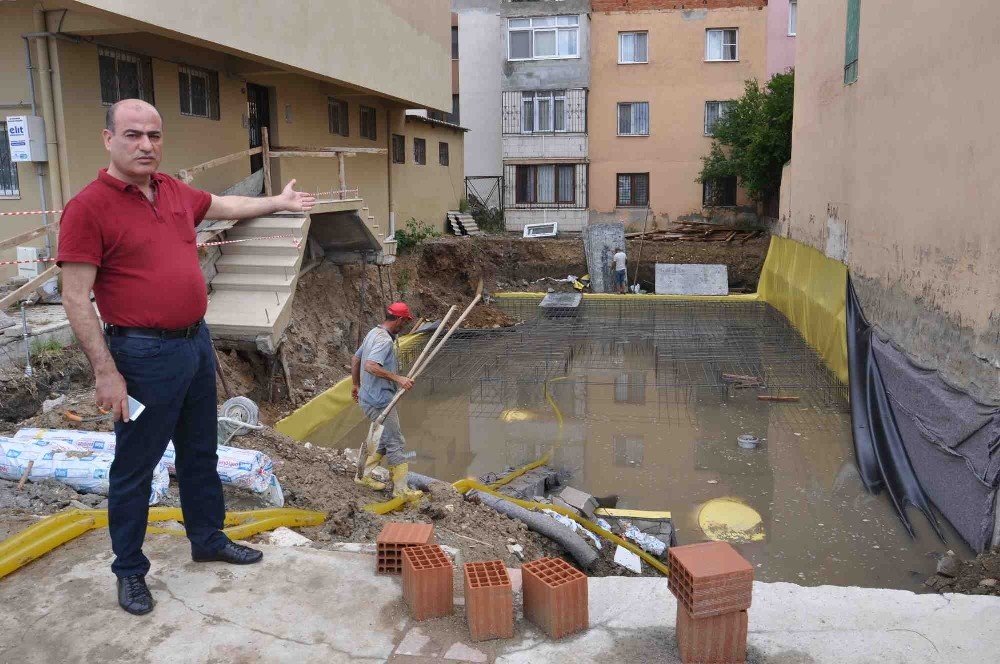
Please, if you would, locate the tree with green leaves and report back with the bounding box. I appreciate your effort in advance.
[699,70,794,205]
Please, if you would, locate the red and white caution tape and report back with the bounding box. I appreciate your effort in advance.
[0,209,63,217]
[0,234,301,266]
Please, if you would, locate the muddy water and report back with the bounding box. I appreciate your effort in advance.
[318,301,968,590]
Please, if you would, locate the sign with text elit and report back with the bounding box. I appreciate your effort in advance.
[5,115,47,162]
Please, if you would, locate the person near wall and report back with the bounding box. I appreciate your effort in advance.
[611,247,628,294]
[57,99,316,616]
[351,302,420,499]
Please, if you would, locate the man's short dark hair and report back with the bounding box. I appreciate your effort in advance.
[385,313,401,322]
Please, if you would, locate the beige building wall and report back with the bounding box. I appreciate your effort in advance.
[784,0,999,401]
[1,2,463,276]
[391,117,466,233]
[588,6,767,228]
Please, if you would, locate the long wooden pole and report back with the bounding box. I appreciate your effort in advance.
[261,126,273,196]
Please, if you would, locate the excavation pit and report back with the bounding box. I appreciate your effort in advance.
[313,297,967,589]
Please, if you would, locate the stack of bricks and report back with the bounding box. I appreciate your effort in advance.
[402,544,453,621]
[376,522,434,575]
[463,560,514,641]
[668,542,753,664]
[522,557,589,640]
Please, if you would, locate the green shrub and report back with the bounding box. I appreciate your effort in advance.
[395,218,439,253]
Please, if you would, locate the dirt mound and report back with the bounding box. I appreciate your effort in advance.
[926,549,1000,596]
[0,344,92,424]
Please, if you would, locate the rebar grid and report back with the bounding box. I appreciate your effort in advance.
[397,298,849,428]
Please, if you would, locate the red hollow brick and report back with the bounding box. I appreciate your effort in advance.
[463,560,514,641]
[522,557,589,639]
[402,544,454,621]
[676,605,748,664]
[668,542,753,618]
[376,522,435,575]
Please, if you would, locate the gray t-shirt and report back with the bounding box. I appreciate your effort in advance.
[613,251,627,272]
[355,325,398,409]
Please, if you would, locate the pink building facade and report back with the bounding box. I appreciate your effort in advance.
[766,0,796,76]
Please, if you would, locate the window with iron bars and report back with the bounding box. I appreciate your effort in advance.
[99,46,154,105]
[329,98,349,136]
[414,137,426,165]
[178,65,219,120]
[360,106,377,141]
[439,142,449,166]
[617,173,649,207]
[0,122,20,198]
[515,164,575,205]
[392,134,405,164]
[703,176,737,207]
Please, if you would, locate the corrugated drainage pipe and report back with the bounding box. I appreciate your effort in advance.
[467,489,599,571]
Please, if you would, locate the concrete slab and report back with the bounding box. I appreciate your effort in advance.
[1,532,997,664]
[655,263,729,295]
[539,292,581,309]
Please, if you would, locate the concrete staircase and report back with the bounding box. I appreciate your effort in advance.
[205,213,311,348]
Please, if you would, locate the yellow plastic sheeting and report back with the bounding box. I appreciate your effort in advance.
[756,236,848,384]
[276,332,428,442]
[697,498,766,543]
[0,507,325,580]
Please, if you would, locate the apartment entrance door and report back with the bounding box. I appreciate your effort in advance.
[246,83,271,173]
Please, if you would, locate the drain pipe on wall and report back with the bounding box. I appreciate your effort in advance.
[386,109,395,239]
[30,9,65,213]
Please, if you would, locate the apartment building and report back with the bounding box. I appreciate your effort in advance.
[767,0,797,76]
[588,1,767,228]
[500,0,591,233]
[1,0,462,275]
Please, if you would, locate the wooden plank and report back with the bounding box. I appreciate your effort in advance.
[0,222,59,251]
[177,147,262,183]
[338,153,347,192]
[757,395,800,403]
[0,265,60,309]
[261,127,273,197]
[271,145,387,155]
[268,151,357,159]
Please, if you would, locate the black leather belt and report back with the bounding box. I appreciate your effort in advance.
[105,320,203,340]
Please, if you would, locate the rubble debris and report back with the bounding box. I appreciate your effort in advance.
[556,486,599,520]
[262,526,313,547]
[622,523,667,557]
[613,545,642,574]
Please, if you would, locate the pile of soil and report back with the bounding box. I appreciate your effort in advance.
[0,344,91,424]
[925,549,1000,596]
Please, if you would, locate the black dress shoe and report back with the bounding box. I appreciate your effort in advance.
[117,575,154,615]
[192,541,263,565]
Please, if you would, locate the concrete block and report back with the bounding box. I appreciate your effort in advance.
[463,560,513,641]
[557,486,598,520]
[522,557,588,640]
[654,264,729,295]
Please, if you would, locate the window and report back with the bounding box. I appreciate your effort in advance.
[0,122,19,197]
[391,134,405,164]
[617,173,649,207]
[703,177,738,207]
[845,0,860,84]
[705,29,738,61]
[360,106,377,141]
[617,102,649,136]
[177,65,219,120]
[414,137,426,165]
[98,46,154,105]
[515,165,575,205]
[438,142,450,166]
[614,372,647,404]
[788,0,797,36]
[521,91,567,133]
[508,16,579,60]
[452,25,459,59]
[619,31,648,64]
[704,101,733,136]
[328,98,349,136]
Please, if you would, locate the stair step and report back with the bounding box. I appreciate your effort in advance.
[216,253,302,275]
[205,290,292,332]
[230,215,309,231]
[221,238,302,256]
[212,272,297,292]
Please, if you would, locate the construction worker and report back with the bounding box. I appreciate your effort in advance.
[58,99,315,616]
[611,247,628,294]
[352,302,420,499]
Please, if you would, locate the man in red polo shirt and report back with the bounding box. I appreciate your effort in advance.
[58,99,315,616]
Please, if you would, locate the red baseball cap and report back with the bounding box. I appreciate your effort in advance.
[387,302,414,320]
